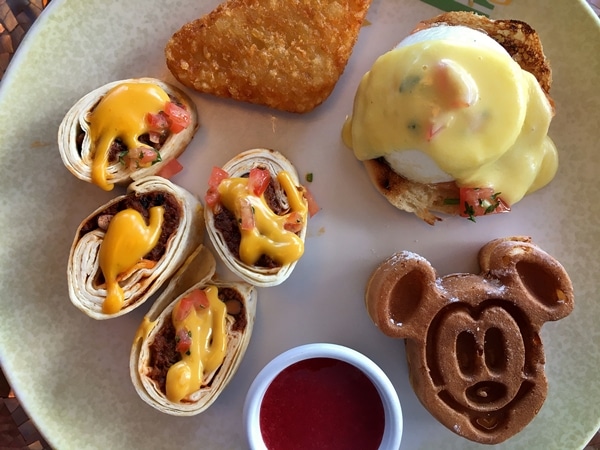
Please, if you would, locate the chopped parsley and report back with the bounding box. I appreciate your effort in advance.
[151,150,162,165]
[463,191,503,222]
[118,150,128,166]
[399,75,421,93]
[464,202,477,222]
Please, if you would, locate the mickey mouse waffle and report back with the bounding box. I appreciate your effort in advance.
[365,236,574,444]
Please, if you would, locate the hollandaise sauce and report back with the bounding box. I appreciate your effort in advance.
[343,25,558,206]
[166,287,227,403]
[87,82,170,191]
[216,170,308,266]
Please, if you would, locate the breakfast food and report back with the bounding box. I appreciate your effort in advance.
[165,0,372,113]
[130,245,257,415]
[68,176,204,319]
[365,236,574,444]
[343,12,558,224]
[204,148,317,287]
[58,77,199,191]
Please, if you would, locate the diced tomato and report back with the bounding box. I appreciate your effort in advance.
[147,102,191,135]
[205,189,221,210]
[207,166,229,189]
[148,131,163,144]
[239,198,255,230]
[248,167,271,196]
[173,289,209,323]
[284,211,304,233]
[125,147,161,169]
[426,118,447,142]
[156,158,183,179]
[173,298,193,323]
[205,166,230,210]
[187,289,210,309]
[175,327,192,354]
[164,102,191,134]
[146,111,170,130]
[139,148,159,164]
[459,187,510,222]
[432,61,475,109]
[302,186,320,218]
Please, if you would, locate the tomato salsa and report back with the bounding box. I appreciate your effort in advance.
[259,357,385,450]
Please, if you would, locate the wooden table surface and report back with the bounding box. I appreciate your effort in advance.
[0,0,599,448]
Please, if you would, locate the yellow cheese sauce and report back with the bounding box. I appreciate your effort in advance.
[87,82,170,191]
[342,27,558,205]
[134,316,154,343]
[166,286,227,403]
[217,171,307,266]
[99,206,164,314]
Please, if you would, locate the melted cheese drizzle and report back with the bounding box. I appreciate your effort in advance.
[166,286,227,403]
[217,171,307,266]
[99,206,164,314]
[342,26,558,205]
[135,316,154,343]
[87,82,170,191]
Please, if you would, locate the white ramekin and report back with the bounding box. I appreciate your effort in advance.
[243,343,403,449]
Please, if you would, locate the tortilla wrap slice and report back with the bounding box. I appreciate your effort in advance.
[205,148,309,287]
[58,77,198,190]
[67,176,204,319]
[130,245,257,415]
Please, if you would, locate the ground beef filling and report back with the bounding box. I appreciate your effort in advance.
[146,320,179,395]
[80,190,182,265]
[76,129,168,162]
[213,176,293,269]
[147,287,247,395]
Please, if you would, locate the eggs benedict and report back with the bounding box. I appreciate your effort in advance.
[342,12,558,224]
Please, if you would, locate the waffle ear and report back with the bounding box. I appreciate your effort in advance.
[479,236,574,326]
[365,251,442,340]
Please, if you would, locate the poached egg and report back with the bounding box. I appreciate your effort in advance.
[342,25,557,206]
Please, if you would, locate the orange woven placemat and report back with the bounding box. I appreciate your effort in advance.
[0,0,50,78]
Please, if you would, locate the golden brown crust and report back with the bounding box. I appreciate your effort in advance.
[363,158,460,225]
[363,12,553,224]
[165,0,372,113]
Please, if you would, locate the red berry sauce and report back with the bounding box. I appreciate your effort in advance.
[259,357,385,450]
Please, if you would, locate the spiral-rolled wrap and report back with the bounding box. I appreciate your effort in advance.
[67,176,204,319]
[58,77,199,190]
[205,148,308,287]
[130,245,257,415]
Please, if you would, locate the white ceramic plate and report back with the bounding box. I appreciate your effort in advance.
[1,0,598,448]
